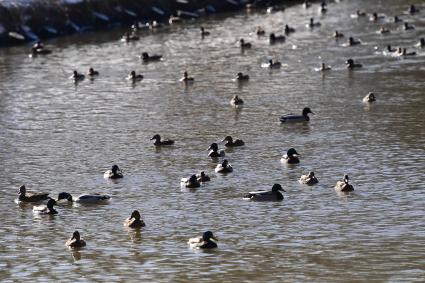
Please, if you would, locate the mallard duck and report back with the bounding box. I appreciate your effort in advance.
[235,72,249,81]
[393,15,403,23]
[66,231,86,249]
[404,22,415,30]
[335,174,354,192]
[334,30,344,38]
[180,71,194,82]
[319,2,327,13]
[299,172,319,185]
[127,70,144,81]
[71,70,85,82]
[17,185,49,202]
[196,171,210,182]
[281,148,300,164]
[346,58,362,69]
[370,13,385,22]
[30,41,52,56]
[256,26,265,36]
[239,38,252,49]
[200,26,210,37]
[348,37,361,46]
[151,134,174,146]
[215,159,233,173]
[222,136,244,147]
[181,175,201,188]
[124,210,146,228]
[188,231,218,249]
[363,92,376,103]
[269,33,286,44]
[284,25,295,35]
[280,107,314,123]
[408,5,420,15]
[230,95,244,107]
[308,18,321,28]
[87,68,99,77]
[386,45,397,53]
[104,164,124,179]
[207,143,225,158]
[57,192,111,204]
[141,52,163,62]
[243,184,285,201]
[33,199,57,214]
[379,27,390,34]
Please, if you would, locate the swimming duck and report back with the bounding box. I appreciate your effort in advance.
[196,171,210,182]
[33,199,57,214]
[379,27,390,34]
[17,185,49,202]
[299,172,319,185]
[363,92,376,103]
[66,231,86,249]
[239,38,252,49]
[104,164,124,179]
[404,22,415,30]
[188,231,218,249]
[348,37,361,46]
[319,2,327,13]
[269,33,286,44]
[127,70,144,81]
[87,68,99,77]
[121,31,139,42]
[207,143,225,158]
[151,134,175,146]
[71,70,85,82]
[141,52,163,62]
[215,159,233,173]
[235,72,249,82]
[393,15,403,23]
[335,174,354,192]
[243,184,285,201]
[181,175,201,188]
[346,58,362,69]
[57,192,111,204]
[284,25,295,35]
[180,71,194,82]
[266,59,282,69]
[320,63,332,71]
[399,48,416,56]
[222,136,245,147]
[124,210,146,228]
[408,5,420,15]
[230,95,244,106]
[355,10,367,17]
[281,148,300,164]
[280,107,314,123]
[256,26,265,36]
[304,0,311,9]
[308,18,321,28]
[370,13,385,22]
[200,26,210,37]
[334,30,344,38]
[169,16,183,24]
[30,41,52,56]
[416,38,425,48]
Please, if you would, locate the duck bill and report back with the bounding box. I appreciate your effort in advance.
[211,236,218,242]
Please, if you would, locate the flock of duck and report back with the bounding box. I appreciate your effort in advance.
[21,1,423,251]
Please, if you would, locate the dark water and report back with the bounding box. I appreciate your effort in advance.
[0,0,424,281]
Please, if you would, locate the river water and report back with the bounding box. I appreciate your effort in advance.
[0,0,424,282]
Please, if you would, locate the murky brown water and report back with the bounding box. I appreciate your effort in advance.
[1,0,425,282]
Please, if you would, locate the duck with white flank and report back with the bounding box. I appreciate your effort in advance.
[230,95,244,107]
[222,136,244,147]
[151,134,175,146]
[269,33,286,44]
[188,231,218,249]
[284,25,295,35]
[280,107,314,123]
[33,199,57,214]
[208,143,225,158]
[180,71,194,83]
[57,192,111,204]
[124,210,146,228]
[239,38,252,49]
[243,184,285,201]
[346,58,362,69]
[104,164,123,179]
[66,231,86,249]
[235,72,249,82]
[197,171,210,182]
[308,18,321,28]
[181,175,201,188]
[141,52,163,62]
[215,159,233,173]
[71,70,85,82]
[281,148,300,164]
[127,70,144,82]
[17,185,49,202]
[335,174,354,192]
[299,172,319,185]
[363,92,376,103]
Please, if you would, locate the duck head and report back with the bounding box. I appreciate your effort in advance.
[310,18,314,25]
[302,107,314,117]
[202,231,217,242]
[151,134,161,141]
[130,210,141,220]
[287,148,299,157]
[111,164,120,174]
[208,143,219,152]
[308,171,315,178]
[346,58,354,66]
[71,231,81,241]
[130,70,136,78]
[222,136,234,143]
[200,171,206,177]
[18,185,26,196]
[420,38,425,46]
[348,37,354,44]
[272,184,286,192]
[270,33,276,40]
[57,192,73,202]
[236,73,243,79]
[239,38,245,45]
[343,174,349,183]
[46,199,57,209]
[189,175,198,182]
[183,71,188,79]
[221,159,229,167]
[142,52,149,59]
[73,70,78,77]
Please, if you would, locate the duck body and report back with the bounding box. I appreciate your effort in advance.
[281,148,300,164]
[299,172,319,185]
[243,184,285,201]
[308,18,321,28]
[280,107,314,123]
[200,27,210,37]
[334,31,344,38]
[188,231,218,249]
[180,71,194,82]
[141,52,163,62]
[181,175,201,188]
[124,210,146,228]
[404,23,415,30]
[215,160,233,173]
[208,143,225,158]
[151,134,174,146]
[57,192,111,204]
[17,185,49,202]
[104,165,124,179]
[222,136,244,147]
[256,26,265,36]
[363,92,376,103]
[66,231,86,249]
[33,199,57,214]
[335,175,354,192]
[230,95,244,107]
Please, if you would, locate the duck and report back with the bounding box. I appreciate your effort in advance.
[243,184,285,201]
[416,38,425,48]
[65,231,86,249]
[124,210,146,228]
[188,231,218,249]
[87,68,99,77]
[335,174,354,192]
[319,2,327,13]
[304,0,311,9]
[256,26,265,36]
[281,148,300,164]
[222,136,244,147]
[200,26,210,37]
[370,13,385,22]
[404,22,415,30]
[196,171,210,182]
[230,95,244,106]
[235,72,249,81]
[355,10,367,17]
[346,58,362,69]
[284,25,295,35]
[266,59,282,69]
[17,185,49,202]
[127,70,144,82]
[269,33,286,44]
[169,16,183,24]
[393,15,403,23]
[334,30,344,38]
[408,5,420,15]
[215,159,233,173]
[121,32,139,42]
[299,172,319,185]
[308,18,321,28]
[363,92,376,103]
[399,48,416,56]
[141,52,163,62]
[104,164,124,179]
[71,70,85,82]
[33,199,58,214]
[239,38,252,49]
[151,134,175,146]
[348,37,361,46]
[57,192,111,204]
[280,107,314,123]
[207,143,225,158]
[379,27,390,34]
[180,71,194,82]
[320,63,332,71]
[30,41,52,56]
[181,175,201,188]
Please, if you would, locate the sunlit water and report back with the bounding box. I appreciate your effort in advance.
[1,0,425,282]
